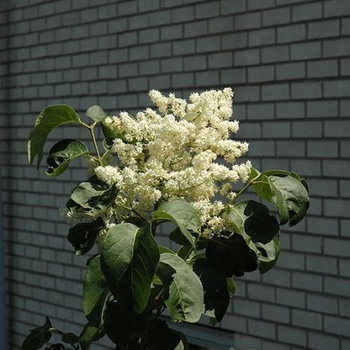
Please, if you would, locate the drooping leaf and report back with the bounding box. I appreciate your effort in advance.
[206,234,258,277]
[83,254,109,327]
[79,323,105,350]
[101,222,160,313]
[193,258,230,322]
[152,200,200,247]
[86,105,106,123]
[20,317,52,350]
[250,168,310,226]
[46,139,89,176]
[269,175,310,226]
[148,319,189,350]
[46,344,64,350]
[225,200,280,273]
[67,217,104,255]
[67,176,118,217]
[28,104,81,168]
[159,252,204,323]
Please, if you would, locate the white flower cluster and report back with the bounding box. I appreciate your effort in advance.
[94,88,251,237]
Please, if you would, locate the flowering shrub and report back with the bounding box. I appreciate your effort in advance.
[22,88,309,350]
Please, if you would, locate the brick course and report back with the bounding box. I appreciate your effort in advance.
[1,0,350,349]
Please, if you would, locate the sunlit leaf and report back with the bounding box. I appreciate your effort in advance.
[28,104,81,168]
[101,222,160,313]
[160,252,204,323]
[46,139,89,176]
[86,105,106,123]
[153,200,200,247]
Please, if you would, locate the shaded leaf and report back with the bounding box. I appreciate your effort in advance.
[153,200,200,247]
[61,332,79,345]
[193,258,230,322]
[46,139,89,176]
[67,176,117,217]
[83,254,109,327]
[148,319,189,350]
[104,299,152,348]
[225,200,280,273]
[86,105,106,123]
[206,234,258,277]
[20,317,52,350]
[101,222,160,313]
[160,252,204,323]
[28,104,81,168]
[79,323,105,350]
[67,217,104,255]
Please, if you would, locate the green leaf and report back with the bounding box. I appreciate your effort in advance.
[104,299,152,348]
[269,175,310,226]
[86,105,106,123]
[225,200,280,273]
[159,252,204,323]
[193,258,230,322]
[28,104,81,168]
[250,168,310,226]
[46,139,89,176]
[20,317,52,350]
[148,319,189,350]
[83,255,109,327]
[206,234,258,277]
[61,333,79,345]
[79,323,104,350]
[153,200,200,247]
[101,222,160,313]
[67,176,118,217]
[67,217,104,255]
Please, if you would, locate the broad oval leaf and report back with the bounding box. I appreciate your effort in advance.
[193,258,230,322]
[153,200,200,247]
[20,317,52,350]
[86,105,106,123]
[160,252,204,323]
[83,255,109,327]
[269,175,310,226]
[28,104,81,168]
[46,139,89,176]
[101,222,160,313]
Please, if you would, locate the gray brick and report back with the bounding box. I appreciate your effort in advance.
[276,287,306,308]
[220,67,247,85]
[324,315,350,337]
[150,73,172,89]
[222,32,248,50]
[292,309,322,330]
[292,2,322,22]
[340,179,350,197]
[325,276,350,297]
[309,332,340,350]
[308,215,339,236]
[150,42,172,58]
[197,36,221,53]
[195,1,219,19]
[276,101,305,119]
[247,283,275,302]
[234,85,260,102]
[323,38,350,58]
[184,20,208,38]
[324,80,350,98]
[119,62,139,77]
[173,39,196,55]
[233,299,261,318]
[248,0,275,10]
[209,16,234,33]
[248,65,274,83]
[307,100,338,119]
[195,70,219,86]
[161,24,183,40]
[262,7,291,27]
[262,83,289,101]
[277,325,307,347]
[248,319,277,340]
[277,23,306,43]
[221,0,246,14]
[307,140,338,158]
[291,82,322,99]
[249,28,275,47]
[208,51,232,68]
[307,294,338,315]
[324,0,350,17]
[262,121,291,138]
[276,140,305,157]
[307,255,338,275]
[261,45,289,63]
[118,31,137,48]
[323,160,350,178]
[161,57,183,73]
[291,41,321,61]
[309,19,340,39]
[276,62,305,81]
[140,27,160,44]
[339,298,350,317]
[339,259,350,278]
[184,55,207,71]
[324,237,350,257]
[292,271,323,292]
[234,12,261,30]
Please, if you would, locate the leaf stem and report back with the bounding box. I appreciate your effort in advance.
[81,121,103,165]
[232,174,260,202]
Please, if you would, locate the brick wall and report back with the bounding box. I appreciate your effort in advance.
[1,0,350,349]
